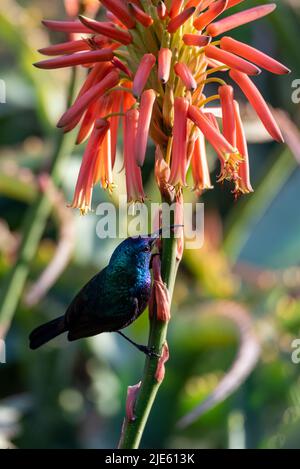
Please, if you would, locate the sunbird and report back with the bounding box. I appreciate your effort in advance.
[29,227,182,356]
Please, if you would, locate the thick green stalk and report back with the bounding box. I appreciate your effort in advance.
[118,206,179,449]
[0,69,78,337]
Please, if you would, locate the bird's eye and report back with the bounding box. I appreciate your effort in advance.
[143,245,151,252]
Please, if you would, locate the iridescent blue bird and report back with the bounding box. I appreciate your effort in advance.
[29,235,157,356]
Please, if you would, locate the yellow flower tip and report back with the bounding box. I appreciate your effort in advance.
[218,151,244,184]
[80,207,90,216]
[232,180,254,200]
[104,181,116,194]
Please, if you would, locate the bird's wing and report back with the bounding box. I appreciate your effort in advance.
[65,267,138,340]
[65,268,108,325]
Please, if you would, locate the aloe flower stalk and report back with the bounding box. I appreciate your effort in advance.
[34,0,289,448]
[35,0,288,210]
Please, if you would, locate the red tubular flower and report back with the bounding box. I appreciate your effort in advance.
[122,81,137,113]
[220,37,291,75]
[219,84,236,146]
[206,3,276,37]
[229,69,284,142]
[204,45,261,76]
[132,53,156,97]
[167,7,196,33]
[183,34,211,47]
[169,97,189,186]
[72,62,114,111]
[174,62,197,91]
[100,0,136,29]
[194,0,228,31]
[191,131,213,193]
[38,39,94,56]
[70,119,110,214]
[96,128,114,191]
[136,89,156,167]
[106,10,125,27]
[158,48,172,84]
[124,109,145,203]
[79,16,133,44]
[76,99,102,145]
[109,90,123,168]
[234,100,253,194]
[169,0,184,18]
[128,3,153,27]
[188,105,236,157]
[34,49,114,69]
[37,0,289,208]
[205,111,225,167]
[112,56,133,78]
[157,1,167,19]
[57,69,119,128]
[42,19,93,33]
[77,93,113,145]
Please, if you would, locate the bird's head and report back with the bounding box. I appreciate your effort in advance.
[109,236,156,272]
[108,226,183,272]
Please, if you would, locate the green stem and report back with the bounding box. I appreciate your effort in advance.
[0,69,78,337]
[118,204,179,449]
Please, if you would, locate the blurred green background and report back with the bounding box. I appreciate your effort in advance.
[1,0,300,449]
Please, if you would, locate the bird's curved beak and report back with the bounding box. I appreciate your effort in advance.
[148,237,158,248]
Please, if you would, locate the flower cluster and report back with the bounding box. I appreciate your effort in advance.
[35,0,289,213]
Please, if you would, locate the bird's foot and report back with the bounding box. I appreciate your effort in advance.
[138,345,160,358]
[116,331,160,357]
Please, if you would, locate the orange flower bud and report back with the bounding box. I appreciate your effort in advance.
[219,84,236,146]
[194,0,228,31]
[167,7,196,33]
[79,15,133,44]
[136,89,156,167]
[128,3,153,27]
[100,0,136,29]
[57,70,119,128]
[205,45,261,76]
[183,34,211,47]
[206,3,276,37]
[229,69,284,142]
[174,62,197,91]
[158,48,172,84]
[220,37,290,75]
[169,97,189,186]
[34,48,114,69]
[133,53,156,97]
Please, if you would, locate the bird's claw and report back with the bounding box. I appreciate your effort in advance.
[139,345,160,358]
[146,346,160,358]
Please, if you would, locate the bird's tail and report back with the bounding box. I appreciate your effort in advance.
[29,316,67,349]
